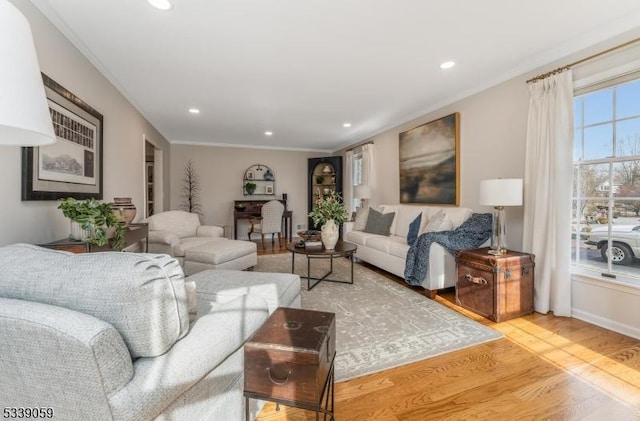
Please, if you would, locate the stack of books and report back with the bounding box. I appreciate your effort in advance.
[304,240,323,248]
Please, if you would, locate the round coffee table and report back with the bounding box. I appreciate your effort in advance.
[287,240,357,290]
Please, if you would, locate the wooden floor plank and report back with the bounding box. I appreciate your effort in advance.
[254,249,640,420]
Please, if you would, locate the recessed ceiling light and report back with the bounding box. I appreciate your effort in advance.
[343,123,352,128]
[440,61,455,69]
[148,0,174,11]
[265,131,273,136]
[188,108,200,114]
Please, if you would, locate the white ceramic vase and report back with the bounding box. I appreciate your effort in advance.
[321,219,339,250]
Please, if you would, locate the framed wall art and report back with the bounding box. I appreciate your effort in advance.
[398,112,459,205]
[22,73,103,200]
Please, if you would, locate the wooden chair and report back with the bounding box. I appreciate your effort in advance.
[248,200,284,249]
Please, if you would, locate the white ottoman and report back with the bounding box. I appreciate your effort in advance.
[189,269,302,314]
[183,239,257,275]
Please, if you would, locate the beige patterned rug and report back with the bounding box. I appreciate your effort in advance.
[255,253,503,382]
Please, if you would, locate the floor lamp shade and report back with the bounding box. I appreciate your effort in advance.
[479,179,523,254]
[0,0,55,146]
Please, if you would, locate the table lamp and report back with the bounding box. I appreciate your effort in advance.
[0,0,55,147]
[354,184,371,209]
[479,178,523,255]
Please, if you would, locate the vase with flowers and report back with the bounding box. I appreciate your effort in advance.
[308,192,348,250]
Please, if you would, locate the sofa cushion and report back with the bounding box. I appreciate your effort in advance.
[423,209,447,232]
[407,213,422,245]
[366,235,393,253]
[189,269,301,314]
[447,207,474,228]
[344,229,376,246]
[364,208,395,236]
[393,206,423,238]
[353,206,370,231]
[378,205,398,234]
[0,244,190,359]
[388,236,411,259]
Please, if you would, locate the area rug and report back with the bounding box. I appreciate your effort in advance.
[255,253,503,382]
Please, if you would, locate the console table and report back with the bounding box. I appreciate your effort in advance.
[40,223,149,253]
[233,200,292,242]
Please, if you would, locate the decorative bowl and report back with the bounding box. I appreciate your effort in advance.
[297,230,321,241]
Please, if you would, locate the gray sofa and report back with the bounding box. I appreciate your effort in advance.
[0,244,300,420]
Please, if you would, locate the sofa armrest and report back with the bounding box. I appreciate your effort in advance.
[196,225,224,237]
[109,294,268,420]
[148,230,180,245]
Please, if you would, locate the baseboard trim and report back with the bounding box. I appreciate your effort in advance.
[572,308,640,340]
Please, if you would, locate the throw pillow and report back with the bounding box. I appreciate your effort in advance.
[363,208,395,236]
[353,206,370,231]
[423,209,446,233]
[407,213,422,246]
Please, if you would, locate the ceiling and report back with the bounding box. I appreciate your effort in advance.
[31,0,640,152]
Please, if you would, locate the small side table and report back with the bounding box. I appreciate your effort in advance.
[455,247,535,322]
[244,307,336,421]
[40,223,149,253]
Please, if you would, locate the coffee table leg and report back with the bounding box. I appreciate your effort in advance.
[291,251,295,274]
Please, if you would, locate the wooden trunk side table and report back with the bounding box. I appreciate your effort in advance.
[455,247,535,322]
[244,307,336,421]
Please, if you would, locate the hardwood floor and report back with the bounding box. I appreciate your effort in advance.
[253,244,640,420]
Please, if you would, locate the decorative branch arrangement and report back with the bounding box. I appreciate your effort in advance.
[180,160,202,215]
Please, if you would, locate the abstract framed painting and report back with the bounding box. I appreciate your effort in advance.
[399,112,459,205]
[22,73,103,200]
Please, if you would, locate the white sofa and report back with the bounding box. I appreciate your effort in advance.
[344,204,475,298]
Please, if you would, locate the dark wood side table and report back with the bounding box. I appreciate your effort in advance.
[39,223,149,253]
[287,240,357,290]
[244,307,336,421]
[455,247,535,322]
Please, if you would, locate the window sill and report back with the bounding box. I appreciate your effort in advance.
[572,267,640,295]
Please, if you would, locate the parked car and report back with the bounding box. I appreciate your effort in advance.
[585,224,640,265]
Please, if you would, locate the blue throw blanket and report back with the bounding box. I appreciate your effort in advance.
[404,213,493,286]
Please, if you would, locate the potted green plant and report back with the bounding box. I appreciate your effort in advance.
[244,181,257,195]
[308,192,348,249]
[58,197,127,250]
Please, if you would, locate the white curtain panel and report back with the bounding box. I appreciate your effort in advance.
[523,70,574,317]
[362,143,376,208]
[344,149,354,215]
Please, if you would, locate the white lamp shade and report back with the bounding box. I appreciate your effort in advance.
[479,178,523,206]
[354,184,371,199]
[0,0,55,146]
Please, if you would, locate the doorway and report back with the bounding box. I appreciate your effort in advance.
[144,137,163,217]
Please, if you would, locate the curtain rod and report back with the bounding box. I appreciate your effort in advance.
[346,140,374,152]
[526,36,640,84]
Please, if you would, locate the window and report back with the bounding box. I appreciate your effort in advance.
[572,78,640,283]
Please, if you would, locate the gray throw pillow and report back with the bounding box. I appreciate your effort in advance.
[363,208,395,236]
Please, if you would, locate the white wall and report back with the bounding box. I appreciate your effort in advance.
[170,144,326,239]
[0,1,171,246]
[337,75,529,249]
